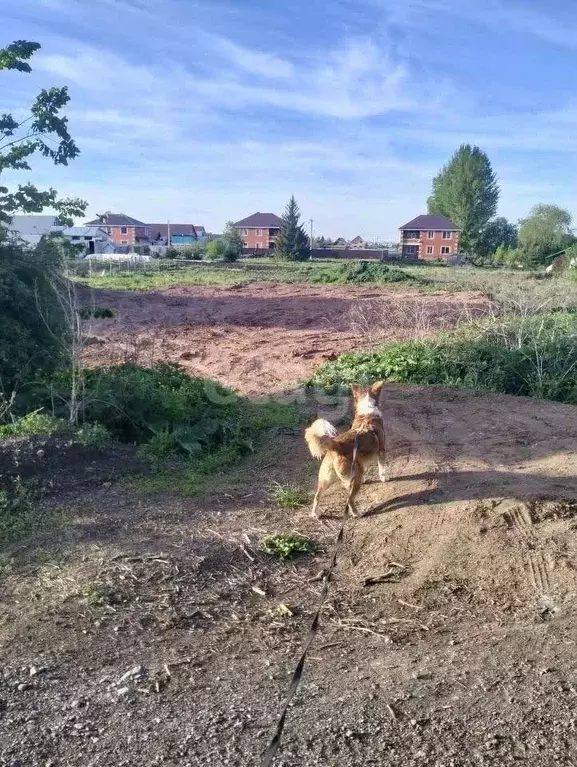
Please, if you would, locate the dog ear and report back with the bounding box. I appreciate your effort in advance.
[370,380,384,398]
[350,383,361,398]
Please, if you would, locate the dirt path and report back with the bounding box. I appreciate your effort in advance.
[2,384,577,765]
[80,282,488,394]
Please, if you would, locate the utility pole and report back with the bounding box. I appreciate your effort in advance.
[309,218,314,260]
[167,220,171,248]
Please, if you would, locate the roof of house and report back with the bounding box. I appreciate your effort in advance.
[61,226,111,239]
[400,215,461,231]
[234,212,283,228]
[8,215,59,235]
[85,213,148,227]
[149,224,198,240]
[350,235,365,244]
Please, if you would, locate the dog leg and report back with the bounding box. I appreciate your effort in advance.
[378,448,388,482]
[336,460,363,518]
[311,458,333,518]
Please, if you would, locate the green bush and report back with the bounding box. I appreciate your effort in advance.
[205,240,225,260]
[0,410,64,438]
[76,422,111,448]
[0,240,68,392]
[308,261,418,285]
[181,244,204,260]
[312,313,577,405]
[32,364,298,466]
[165,246,179,259]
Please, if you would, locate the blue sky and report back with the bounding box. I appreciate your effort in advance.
[3,0,577,238]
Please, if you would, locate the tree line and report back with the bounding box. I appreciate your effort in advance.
[427,144,575,267]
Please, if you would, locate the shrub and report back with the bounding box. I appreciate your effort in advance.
[260,533,314,559]
[269,482,310,509]
[312,313,577,405]
[205,240,225,260]
[181,244,204,260]
[309,261,418,285]
[32,363,299,466]
[165,246,179,259]
[0,239,67,393]
[76,422,111,448]
[0,410,64,438]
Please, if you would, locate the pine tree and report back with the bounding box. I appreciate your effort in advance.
[427,144,499,255]
[274,195,310,261]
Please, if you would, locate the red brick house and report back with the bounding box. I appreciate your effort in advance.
[234,212,284,251]
[85,213,151,247]
[399,215,461,260]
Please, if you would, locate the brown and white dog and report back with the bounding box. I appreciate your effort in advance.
[304,381,387,518]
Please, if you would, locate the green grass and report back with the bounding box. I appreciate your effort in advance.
[260,533,314,559]
[312,312,577,405]
[269,482,310,509]
[72,258,577,313]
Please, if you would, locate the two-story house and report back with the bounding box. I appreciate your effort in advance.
[85,213,151,247]
[234,212,284,251]
[399,215,461,260]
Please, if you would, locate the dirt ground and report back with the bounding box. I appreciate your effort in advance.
[2,376,577,765]
[79,282,489,394]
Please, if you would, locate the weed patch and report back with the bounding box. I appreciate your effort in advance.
[260,533,314,559]
[270,482,310,509]
[78,307,114,319]
[0,411,64,438]
[312,312,577,404]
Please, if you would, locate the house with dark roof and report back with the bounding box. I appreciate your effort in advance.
[85,213,151,247]
[234,212,284,251]
[399,214,461,260]
[148,223,206,246]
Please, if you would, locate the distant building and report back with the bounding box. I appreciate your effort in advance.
[349,235,367,248]
[399,215,461,260]
[85,213,151,247]
[60,226,114,255]
[149,223,206,246]
[332,237,348,249]
[7,215,60,247]
[234,212,284,251]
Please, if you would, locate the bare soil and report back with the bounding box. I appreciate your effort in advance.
[79,282,489,394]
[2,378,577,765]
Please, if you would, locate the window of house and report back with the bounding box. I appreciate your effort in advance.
[257,229,262,236]
[404,245,418,256]
[241,228,248,236]
[121,227,128,234]
[441,246,451,254]
[426,246,433,254]
[121,240,128,245]
[243,242,248,248]
[257,242,262,249]
[404,230,420,239]
[427,231,434,239]
[442,231,452,239]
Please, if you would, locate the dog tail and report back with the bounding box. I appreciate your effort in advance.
[305,418,338,459]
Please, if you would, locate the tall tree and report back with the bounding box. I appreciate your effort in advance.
[517,204,574,266]
[477,216,518,259]
[427,144,499,255]
[274,195,310,261]
[0,40,86,227]
[221,221,243,262]
[0,40,86,395]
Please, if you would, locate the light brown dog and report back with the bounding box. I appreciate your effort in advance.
[304,381,387,518]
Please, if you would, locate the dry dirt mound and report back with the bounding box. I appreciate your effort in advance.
[2,385,577,764]
[79,282,489,394]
